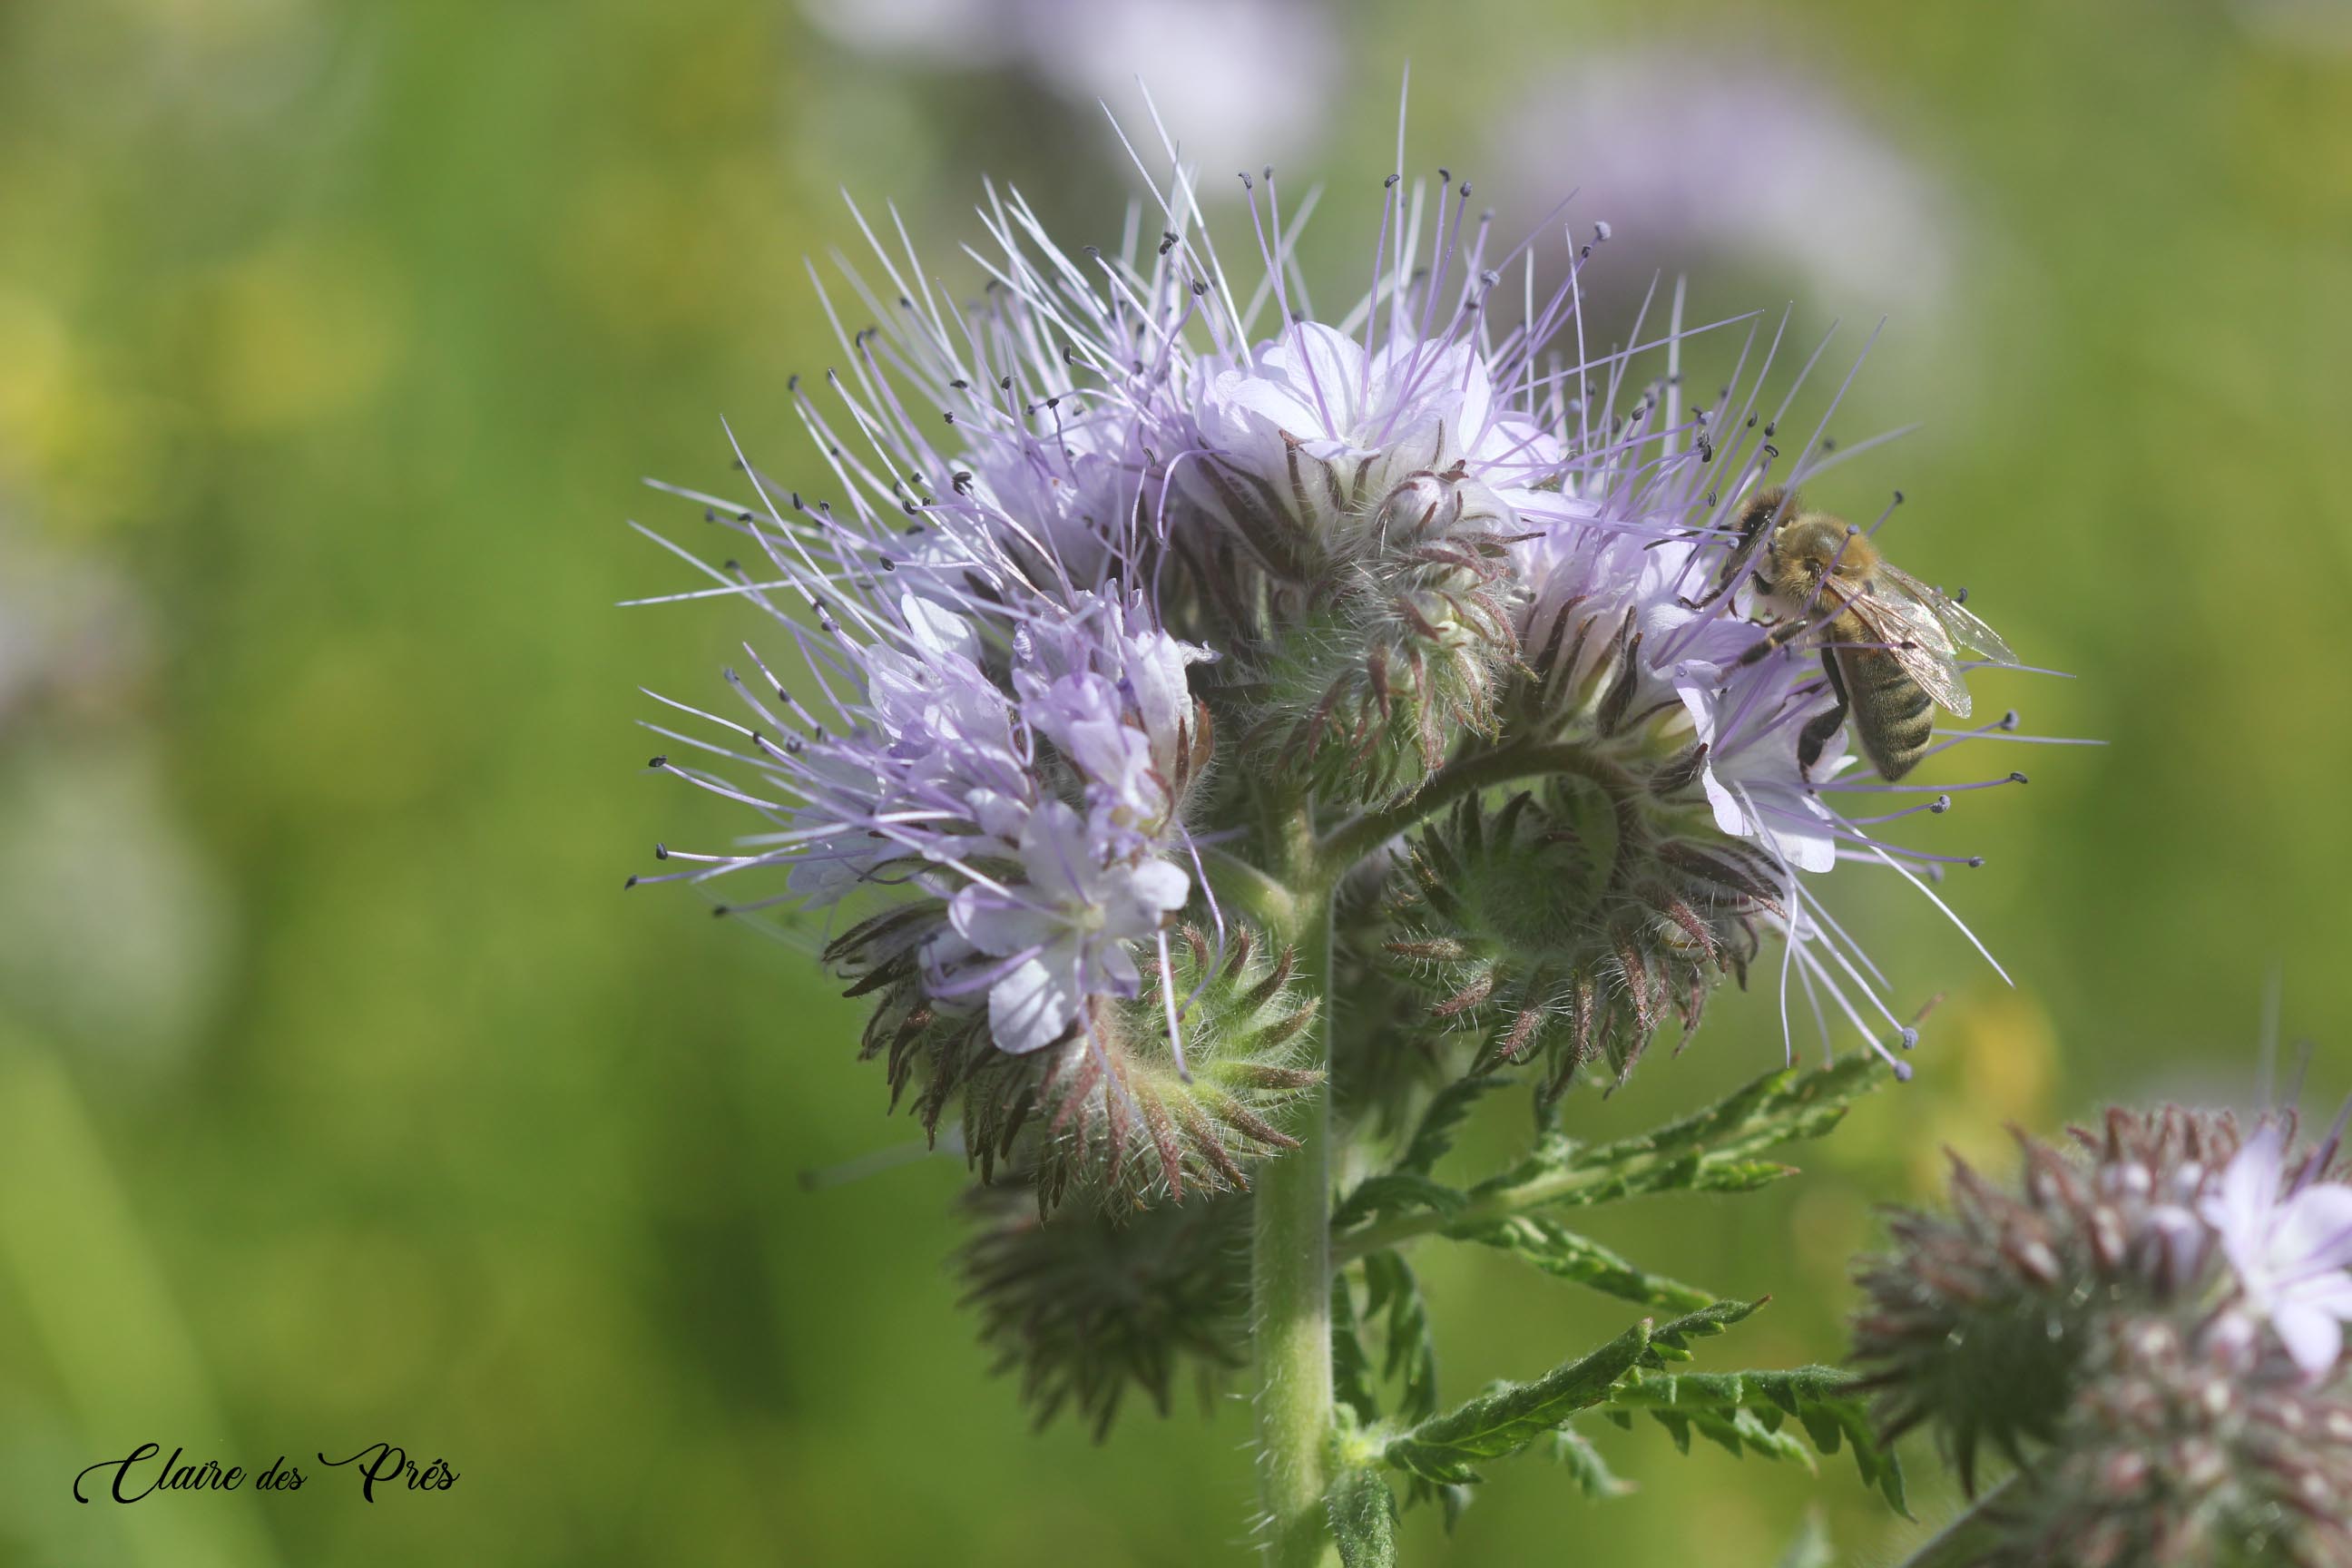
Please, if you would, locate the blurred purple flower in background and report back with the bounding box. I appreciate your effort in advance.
[1492,49,1958,318]
[803,0,1339,171]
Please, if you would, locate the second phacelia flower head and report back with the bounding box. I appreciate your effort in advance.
[1853,1105,2352,1565]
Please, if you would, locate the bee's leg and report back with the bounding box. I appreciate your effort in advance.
[1798,650,1850,779]
[1730,612,1818,670]
[1681,489,1788,609]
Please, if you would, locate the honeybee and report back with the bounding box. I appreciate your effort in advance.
[1720,486,2017,781]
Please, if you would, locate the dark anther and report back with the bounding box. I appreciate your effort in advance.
[789,492,802,509]
[1159,230,1179,255]
[1238,171,1252,189]
[943,412,955,425]
[702,509,716,523]
[1893,489,1906,504]
[897,295,910,308]
[1262,164,1273,181]
[1437,167,1451,181]
[1384,172,1400,188]
[950,378,968,389]
[2009,771,2029,784]
[2001,710,2020,729]
[999,375,1014,390]
[738,510,753,523]
[1046,396,1060,409]
[787,374,800,391]
[1458,181,1471,197]
[1764,420,1777,436]
[953,470,974,493]
[1954,586,1970,603]
[648,755,668,769]
[1822,436,1838,452]
[1191,279,1207,296]
[624,876,639,888]
[1967,857,1987,868]
[721,559,740,573]
[1931,795,1952,814]
[654,843,669,860]
[711,905,730,917]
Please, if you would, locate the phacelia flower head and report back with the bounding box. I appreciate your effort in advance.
[631,100,2052,1192]
[1852,1105,2352,1565]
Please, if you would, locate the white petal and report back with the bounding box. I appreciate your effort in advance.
[2278,1183,2352,1276]
[2273,1300,2345,1382]
[987,956,1078,1055]
[2204,1122,2287,1247]
[947,890,1060,961]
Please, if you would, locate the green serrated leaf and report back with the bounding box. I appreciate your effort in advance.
[1450,1055,1894,1220]
[1384,1319,1651,1485]
[1456,1215,1717,1311]
[1606,1365,1909,1517]
[1327,1466,1398,1568]
[1399,1075,1512,1176]
[1688,1160,1802,1194]
[1547,1426,1635,1499]
[1334,1171,1469,1230]
[1642,1298,1762,1364]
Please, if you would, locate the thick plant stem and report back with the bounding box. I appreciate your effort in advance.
[1252,808,1338,1568]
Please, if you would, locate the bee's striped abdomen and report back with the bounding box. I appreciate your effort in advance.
[1843,646,1936,780]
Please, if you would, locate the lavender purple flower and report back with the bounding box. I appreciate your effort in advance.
[629,113,2045,1182]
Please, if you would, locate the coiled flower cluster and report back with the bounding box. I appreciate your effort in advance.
[629,126,2034,1228]
[1853,1107,2352,1565]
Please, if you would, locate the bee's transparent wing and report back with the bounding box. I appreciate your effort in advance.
[1876,564,2019,666]
[1844,591,1973,717]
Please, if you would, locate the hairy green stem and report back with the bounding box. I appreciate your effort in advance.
[1890,1477,2014,1568]
[1317,739,1646,875]
[1252,806,1339,1568]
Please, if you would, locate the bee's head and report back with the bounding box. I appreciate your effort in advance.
[1769,513,1867,592]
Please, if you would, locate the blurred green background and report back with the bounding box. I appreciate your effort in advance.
[2,0,2348,1563]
